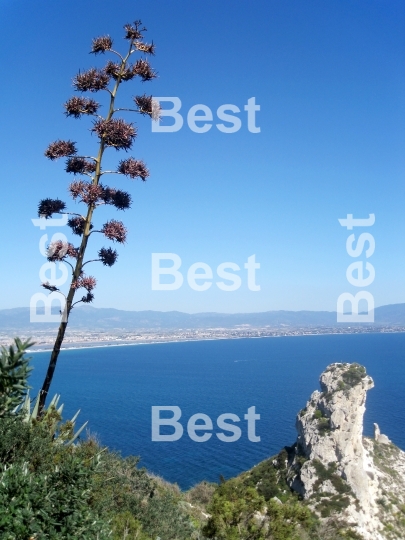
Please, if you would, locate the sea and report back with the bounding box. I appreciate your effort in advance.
[27,333,405,490]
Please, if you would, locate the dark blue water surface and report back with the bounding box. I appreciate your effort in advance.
[28,333,405,489]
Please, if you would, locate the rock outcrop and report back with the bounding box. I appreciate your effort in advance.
[374,423,391,445]
[287,362,405,540]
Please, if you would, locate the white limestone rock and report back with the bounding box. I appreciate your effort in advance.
[287,362,405,540]
[374,423,391,445]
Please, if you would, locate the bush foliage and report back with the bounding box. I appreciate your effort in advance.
[341,364,367,388]
[0,415,196,539]
[0,339,34,418]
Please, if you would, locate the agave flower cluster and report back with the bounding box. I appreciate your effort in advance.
[45,140,77,160]
[73,68,110,92]
[38,198,66,218]
[67,216,92,236]
[98,247,118,266]
[101,220,127,243]
[47,241,78,262]
[68,180,132,209]
[72,275,97,304]
[91,35,113,54]
[64,97,100,118]
[118,157,149,180]
[134,94,160,120]
[65,156,97,175]
[92,118,137,150]
[38,19,158,310]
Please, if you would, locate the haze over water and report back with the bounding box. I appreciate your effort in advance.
[29,333,405,489]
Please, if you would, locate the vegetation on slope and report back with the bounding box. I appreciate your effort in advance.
[0,340,197,539]
[0,341,378,539]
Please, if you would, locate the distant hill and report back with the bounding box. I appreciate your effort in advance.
[0,304,404,331]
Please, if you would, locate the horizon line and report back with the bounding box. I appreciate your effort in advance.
[0,302,404,316]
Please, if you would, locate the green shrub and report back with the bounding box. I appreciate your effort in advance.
[202,479,267,539]
[89,446,195,540]
[312,409,331,435]
[323,391,334,402]
[0,339,34,418]
[0,414,197,539]
[330,475,351,495]
[203,477,316,540]
[338,380,345,391]
[312,460,352,499]
[242,448,293,502]
[313,460,331,484]
[186,480,216,507]
[318,417,331,435]
[266,498,316,540]
[313,518,365,539]
[341,364,366,388]
[296,455,308,468]
[110,511,152,539]
[0,419,109,538]
[0,415,55,472]
[316,495,351,517]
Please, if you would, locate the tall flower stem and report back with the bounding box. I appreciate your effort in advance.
[38,42,134,413]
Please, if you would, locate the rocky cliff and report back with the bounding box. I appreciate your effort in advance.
[286,362,405,540]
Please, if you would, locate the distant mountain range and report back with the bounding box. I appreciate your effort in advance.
[0,304,404,330]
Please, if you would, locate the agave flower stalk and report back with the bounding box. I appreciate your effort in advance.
[37,20,160,412]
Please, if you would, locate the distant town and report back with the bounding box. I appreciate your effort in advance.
[1,324,404,351]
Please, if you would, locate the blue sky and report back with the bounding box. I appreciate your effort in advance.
[0,0,404,313]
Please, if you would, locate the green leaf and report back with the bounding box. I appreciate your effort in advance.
[66,421,88,447]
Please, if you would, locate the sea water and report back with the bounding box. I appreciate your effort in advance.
[28,333,405,489]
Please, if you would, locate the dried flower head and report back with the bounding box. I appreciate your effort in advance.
[47,241,78,262]
[98,247,118,266]
[91,35,113,54]
[103,188,132,210]
[69,181,131,208]
[67,216,93,236]
[72,275,97,291]
[134,94,160,119]
[38,198,66,218]
[69,180,87,200]
[69,180,103,205]
[91,118,137,150]
[64,96,100,118]
[132,59,157,82]
[101,219,127,243]
[65,157,96,175]
[134,41,155,55]
[45,140,77,160]
[105,61,135,82]
[99,186,115,204]
[73,68,110,92]
[104,61,120,79]
[82,183,104,205]
[81,292,94,303]
[124,20,145,41]
[42,282,59,292]
[117,158,149,180]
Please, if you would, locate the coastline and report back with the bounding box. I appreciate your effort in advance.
[25,327,405,354]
